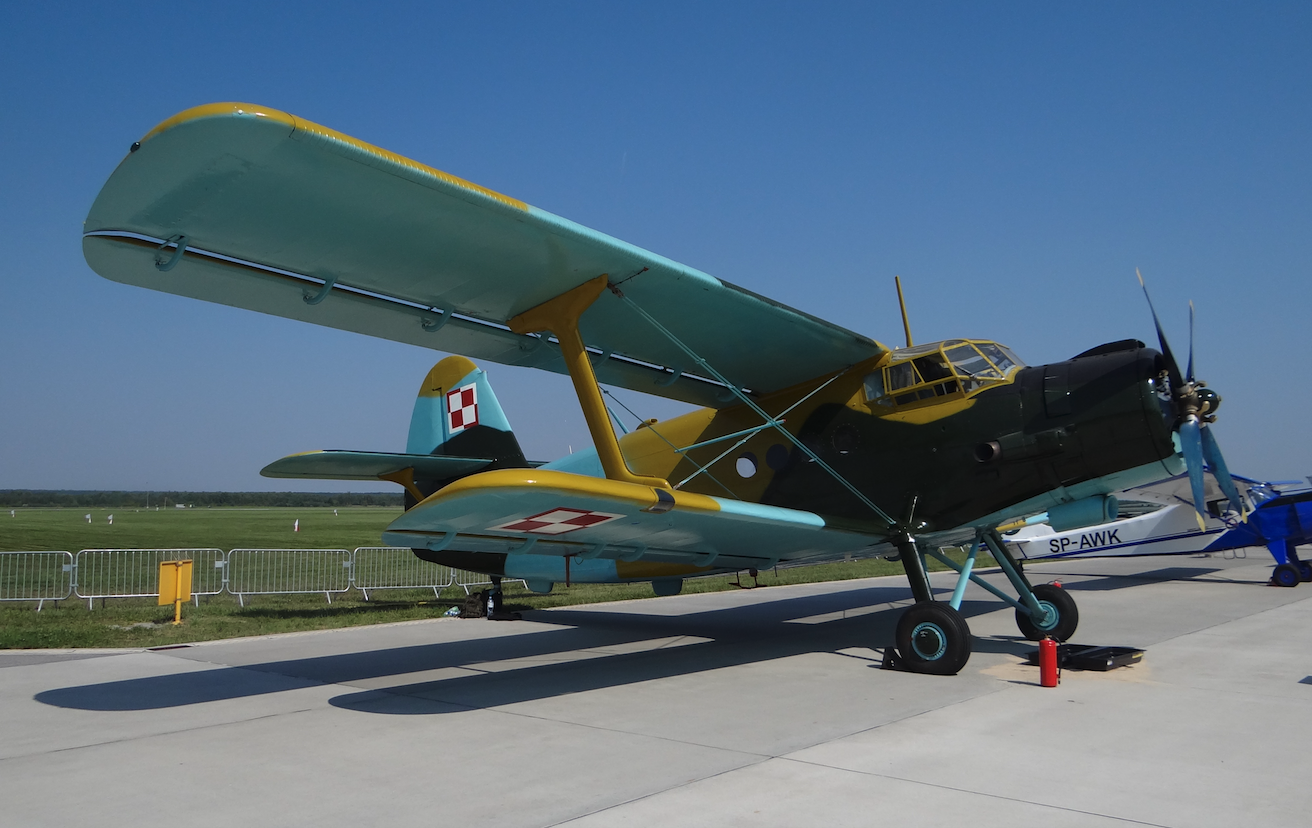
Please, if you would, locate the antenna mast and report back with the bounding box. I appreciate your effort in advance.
[895,275,913,348]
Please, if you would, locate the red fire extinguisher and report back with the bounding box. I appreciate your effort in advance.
[1039,637,1059,687]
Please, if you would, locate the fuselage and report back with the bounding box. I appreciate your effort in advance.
[605,337,1179,533]
[413,338,1184,585]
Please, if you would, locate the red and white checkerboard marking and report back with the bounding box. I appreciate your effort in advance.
[446,382,479,434]
[491,508,624,535]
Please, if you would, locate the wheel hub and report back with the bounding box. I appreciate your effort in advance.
[1032,600,1058,631]
[911,622,948,660]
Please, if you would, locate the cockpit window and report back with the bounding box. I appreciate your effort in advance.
[945,345,1000,378]
[869,339,1026,410]
[912,354,953,382]
[977,343,1019,374]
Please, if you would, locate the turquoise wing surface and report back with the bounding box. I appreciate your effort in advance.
[260,450,492,482]
[83,103,886,408]
[382,469,885,570]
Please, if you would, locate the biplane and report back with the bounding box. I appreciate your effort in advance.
[82,102,1243,674]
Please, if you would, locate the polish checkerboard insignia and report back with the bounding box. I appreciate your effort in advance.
[492,508,625,535]
[446,382,478,434]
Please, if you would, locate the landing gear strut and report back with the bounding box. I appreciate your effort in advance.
[893,529,972,675]
[892,529,1082,675]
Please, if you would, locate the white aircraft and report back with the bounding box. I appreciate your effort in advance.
[1005,471,1312,587]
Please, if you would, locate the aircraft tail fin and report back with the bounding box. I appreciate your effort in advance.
[406,357,529,505]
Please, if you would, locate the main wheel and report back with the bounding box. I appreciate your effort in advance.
[1015,583,1079,642]
[1272,563,1301,588]
[895,603,972,675]
[1297,561,1312,583]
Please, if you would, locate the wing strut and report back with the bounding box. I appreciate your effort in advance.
[607,280,897,528]
[508,276,669,489]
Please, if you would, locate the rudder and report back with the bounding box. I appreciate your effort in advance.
[406,356,529,506]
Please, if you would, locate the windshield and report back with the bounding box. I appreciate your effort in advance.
[868,339,1025,407]
[944,344,1000,378]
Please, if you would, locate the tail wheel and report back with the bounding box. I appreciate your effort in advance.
[1272,564,1301,588]
[1016,583,1079,642]
[895,603,972,675]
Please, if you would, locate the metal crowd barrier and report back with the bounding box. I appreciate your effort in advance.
[226,548,353,605]
[75,548,225,608]
[0,551,74,611]
[353,546,453,600]
[0,547,524,608]
[452,567,499,594]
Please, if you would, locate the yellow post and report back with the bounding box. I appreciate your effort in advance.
[158,560,193,625]
[509,275,669,489]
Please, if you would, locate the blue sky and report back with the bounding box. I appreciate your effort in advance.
[1,2,1308,491]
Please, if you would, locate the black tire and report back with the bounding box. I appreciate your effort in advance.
[1016,583,1079,642]
[895,602,972,675]
[1297,562,1312,583]
[1272,563,1301,588]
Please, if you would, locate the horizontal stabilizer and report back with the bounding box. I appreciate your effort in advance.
[260,450,492,481]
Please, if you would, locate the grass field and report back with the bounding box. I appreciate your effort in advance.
[0,506,991,649]
[0,505,400,553]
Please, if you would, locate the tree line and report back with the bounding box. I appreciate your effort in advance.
[0,490,404,508]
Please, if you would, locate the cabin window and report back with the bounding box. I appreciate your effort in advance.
[735,453,758,478]
[887,361,919,391]
[863,371,886,402]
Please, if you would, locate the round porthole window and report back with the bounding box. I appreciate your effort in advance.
[735,453,758,478]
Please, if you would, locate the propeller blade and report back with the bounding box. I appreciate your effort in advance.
[1186,300,1195,384]
[1178,416,1208,528]
[1200,424,1245,516]
[1136,269,1184,394]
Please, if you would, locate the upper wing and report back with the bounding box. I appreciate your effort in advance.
[83,103,885,408]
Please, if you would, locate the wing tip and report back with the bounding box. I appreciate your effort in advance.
[142,102,296,143]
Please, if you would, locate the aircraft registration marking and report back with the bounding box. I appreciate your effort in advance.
[1046,528,1122,555]
[492,508,625,535]
[446,383,479,433]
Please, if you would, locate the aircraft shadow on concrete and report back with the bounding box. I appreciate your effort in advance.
[35,585,1019,715]
[1035,566,1228,591]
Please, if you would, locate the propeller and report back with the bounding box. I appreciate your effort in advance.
[1136,269,1245,525]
